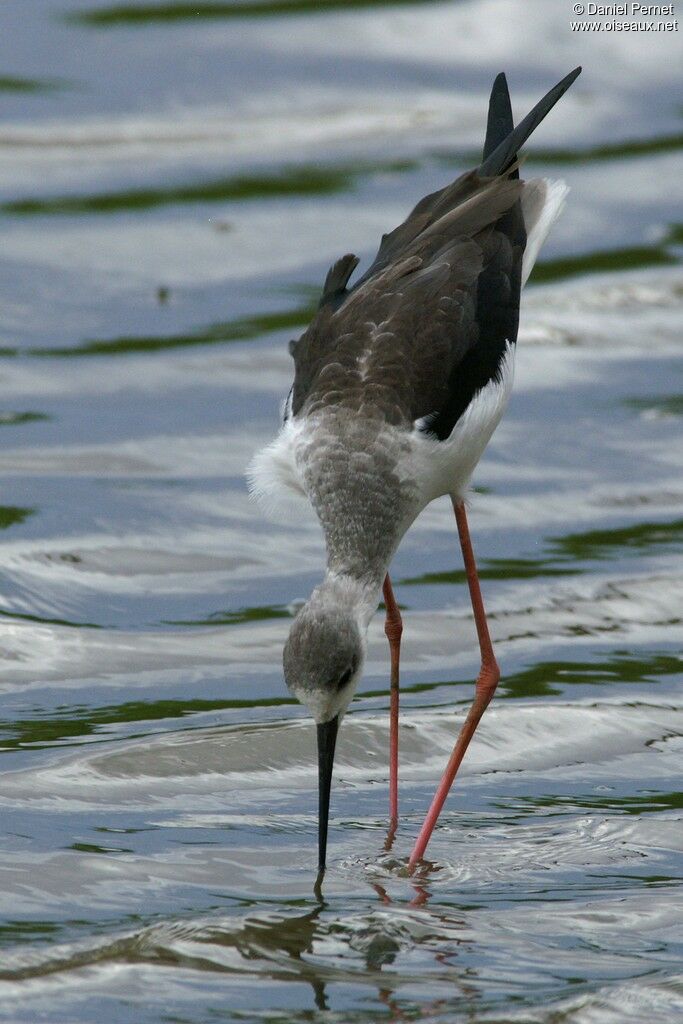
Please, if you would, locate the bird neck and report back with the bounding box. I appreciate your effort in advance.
[311,572,379,631]
[299,411,417,589]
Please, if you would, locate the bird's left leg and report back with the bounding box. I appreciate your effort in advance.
[382,574,403,830]
[409,498,500,867]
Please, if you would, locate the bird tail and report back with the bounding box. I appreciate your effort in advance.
[479,67,581,178]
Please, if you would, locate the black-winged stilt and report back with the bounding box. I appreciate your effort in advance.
[249,67,582,884]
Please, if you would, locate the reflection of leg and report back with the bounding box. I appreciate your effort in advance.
[408,883,429,908]
[383,574,403,826]
[373,880,429,909]
[372,882,392,905]
[378,986,407,1022]
[409,499,500,867]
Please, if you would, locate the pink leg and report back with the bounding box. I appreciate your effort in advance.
[383,574,403,827]
[409,498,500,867]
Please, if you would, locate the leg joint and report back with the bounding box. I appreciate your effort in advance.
[475,658,500,700]
[384,620,403,644]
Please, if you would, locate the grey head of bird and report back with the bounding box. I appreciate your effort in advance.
[283,594,364,725]
[283,577,369,877]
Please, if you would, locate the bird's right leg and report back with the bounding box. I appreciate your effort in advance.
[408,499,500,868]
[382,574,402,830]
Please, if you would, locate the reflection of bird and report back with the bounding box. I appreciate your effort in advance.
[249,67,581,881]
[224,905,329,1010]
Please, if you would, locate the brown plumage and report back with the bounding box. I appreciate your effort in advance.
[290,173,524,430]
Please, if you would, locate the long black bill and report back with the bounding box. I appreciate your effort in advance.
[316,715,340,879]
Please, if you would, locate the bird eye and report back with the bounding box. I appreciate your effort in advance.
[336,664,355,690]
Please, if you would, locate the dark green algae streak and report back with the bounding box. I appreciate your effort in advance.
[0,75,67,93]
[0,506,34,529]
[0,245,678,360]
[0,695,296,754]
[401,519,683,586]
[1,165,366,216]
[29,302,320,357]
[5,138,683,217]
[1,152,679,366]
[68,0,444,27]
[1,651,678,753]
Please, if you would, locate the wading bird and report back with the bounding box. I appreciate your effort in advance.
[249,67,582,884]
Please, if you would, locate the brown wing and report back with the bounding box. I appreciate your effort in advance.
[290,174,523,430]
[288,68,580,436]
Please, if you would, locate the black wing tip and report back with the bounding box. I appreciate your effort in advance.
[484,71,514,164]
[490,70,508,93]
[556,66,582,97]
[479,66,582,178]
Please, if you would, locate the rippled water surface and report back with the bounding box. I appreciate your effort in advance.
[0,2,682,1021]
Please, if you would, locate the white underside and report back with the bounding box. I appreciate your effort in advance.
[408,341,515,507]
[248,346,514,520]
[247,414,309,518]
[521,178,569,287]
[248,179,567,518]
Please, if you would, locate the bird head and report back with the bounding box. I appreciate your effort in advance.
[283,583,366,877]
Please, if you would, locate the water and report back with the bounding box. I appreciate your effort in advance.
[0,1,682,1020]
